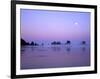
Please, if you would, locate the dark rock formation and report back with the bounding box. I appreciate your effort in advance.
[51,41,61,45]
[31,41,39,46]
[21,38,29,45]
[31,41,34,45]
[82,41,86,45]
[65,40,71,45]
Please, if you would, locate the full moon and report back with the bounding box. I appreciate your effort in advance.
[74,22,78,25]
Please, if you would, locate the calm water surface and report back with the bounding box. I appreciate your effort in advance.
[21,45,90,69]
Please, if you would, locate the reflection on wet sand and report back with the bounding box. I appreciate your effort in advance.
[21,45,90,69]
[51,46,61,52]
[81,47,86,52]
[65,47,71,52]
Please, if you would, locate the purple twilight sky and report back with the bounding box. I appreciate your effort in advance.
[21,9,90,44]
